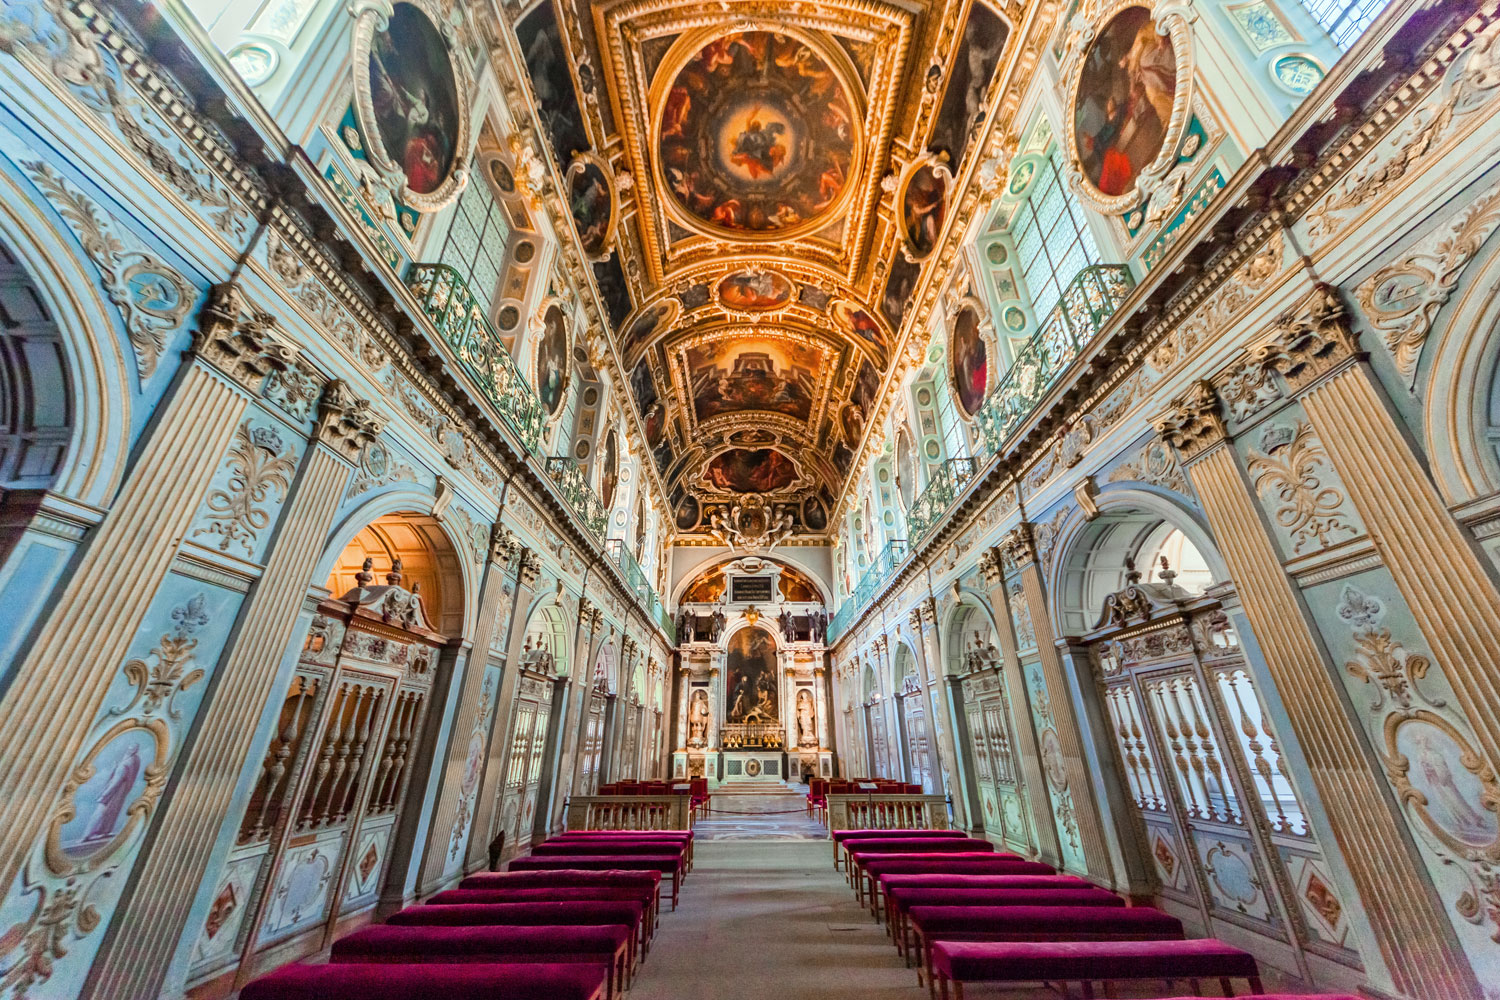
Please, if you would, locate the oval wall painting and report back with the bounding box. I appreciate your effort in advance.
[536,305,569,415]
[706,448,797,493]
[901,162,948,258]
[567,156,615,258]
[364,2,462,196]
[600,429,619,510]
[676,495,701,530]
[950,305,988,416]
[716,269,794,311]
[1073,5,1176,198]
[803,495,828,532]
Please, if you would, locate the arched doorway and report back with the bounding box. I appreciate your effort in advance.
[892,642,933,792]
[1059,504,1361,985]
[213,512,465,985]
[861,662,886,778]
[494,599,570,856]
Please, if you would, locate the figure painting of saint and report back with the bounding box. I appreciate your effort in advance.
[928,2,1010,171]
[536,305,569,415]
[902,164,948,258]
[951,305,988,416]
[568,159,613,257]
[1073,6,1177,198]
[830,300,888,355]
[687,340,818,422]
[727,627,778,723]
[59,732,152,860]
[706,448,798,493]
[657,31,858,234]
[600,430,618,510]
[717,269,794,311]
[515,2,589,167]
[1398,723,1499,848]
[367,3,461,195]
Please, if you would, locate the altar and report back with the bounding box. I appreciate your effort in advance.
[721,750,785,784]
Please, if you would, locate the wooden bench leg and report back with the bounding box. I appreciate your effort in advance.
[1248,976,1264,994]
[936,971,949,1000]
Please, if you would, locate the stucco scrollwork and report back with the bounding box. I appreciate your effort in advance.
[192,421,297,555]
[1246,421,1354,555]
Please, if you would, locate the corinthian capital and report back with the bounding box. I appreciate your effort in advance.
[192,282,301,392]
[1260,283,1359,391]
[317,380,386,460]
[978,547,1006,587]
[490,523,520,565]
[1154,380,1226,461]
[517,548,544,587]
[1001,523,1038,568]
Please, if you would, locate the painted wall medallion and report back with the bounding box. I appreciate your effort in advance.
[654,30,862,237]
[726,627,779,722]
[489,157,516,194]
[1271,54,1324,95]
[840,401,866,447]
[830,299,889,355]
[353,0,468,209]
[716,268,794,311]
[929,2,1010,170]
[687,338,819,422]
[850,360,881,432]
[706,448,798,493]
[802,495,828,532]
[1390,715,1500,852]
[535,305,570,415]
[881,255,920,332]
[643,401,666,449]
[950,304,989,416]
[1071,5,1183,201]
[47,719,169,873]
[566,153,617,258]
[676,494,701,531]
[600,429,619,510]
[621,299,678,360]
[898,157,952,259]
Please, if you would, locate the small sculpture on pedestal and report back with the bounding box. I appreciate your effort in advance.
[778,609,794,642]
[710,606,726,641]
[796,689,816,747]
[688,689,710,747]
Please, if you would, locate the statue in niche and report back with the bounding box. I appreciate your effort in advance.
[778,609,794,642]
[796,689,816,746]
[688,689,711,747]
[710,606,726,641]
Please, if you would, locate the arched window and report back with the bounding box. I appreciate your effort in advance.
[1299,0,1393,48]
[436,161,513,309]
[1010,144,1100,323]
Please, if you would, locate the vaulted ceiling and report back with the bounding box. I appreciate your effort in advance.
[511,0,1016,540]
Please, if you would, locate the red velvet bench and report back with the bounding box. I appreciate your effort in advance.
[852,851,1036,909]
[530,840,692,881]
[428,887,657,947]
[910,904,1184,991]
[929,938,1260,1000]
[844,840,1001,899]
[460,869,661,891]
[886,886,1123,959]
[877,874,1092,928]
[552,831,694,869]
[507,855,685,909]
[390,900,647,967]
[240,961,611,1000]
[831,829,967,869]
[329,923,634,1000]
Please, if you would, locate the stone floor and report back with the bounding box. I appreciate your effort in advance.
[692,787,830,841]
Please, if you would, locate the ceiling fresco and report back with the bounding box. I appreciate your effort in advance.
[512,0,1018,540]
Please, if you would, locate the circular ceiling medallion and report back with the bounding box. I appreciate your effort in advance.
[654,29,863,239]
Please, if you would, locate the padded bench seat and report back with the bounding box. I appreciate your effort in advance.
[427,887,657,946]
[877,874,1092,927]
[508,854,685,909]
[552,831,693,867]
[329,924,633,1000]
[930,938,1260,1000]
[855,853,1048,909]
[240,961,610,1000]
[909,904,1184,989]
[885,887,1123,958]
[460,869,660,891]
[831,829,967,869]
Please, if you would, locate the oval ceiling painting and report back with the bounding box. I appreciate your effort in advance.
[716,269,794,311]
[567,154,616,258]
[359,2,463,201]
[1073,6,1177,198]
[706,448,798,493]
[900,161,948,258]
[950,305,988,417]
[657,30,859,236]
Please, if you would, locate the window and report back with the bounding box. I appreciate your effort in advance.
[436,162,512,305]
[932,375,970,461]
[1300,0,1392,49]
[1010,147,1100,322]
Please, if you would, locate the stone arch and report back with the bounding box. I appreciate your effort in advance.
[669,549,832,607]
[518,597,573,678]
[942,590,1002,675]
[325,511,469,638]
[1047,486,1227,637]
[1422,239,1500,504]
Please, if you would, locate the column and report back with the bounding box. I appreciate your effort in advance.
[415,522,523,891]
[1157,364,1476,999]
[552,607,605,828]
[465,544,542,870]
[0,284,261,911]
[708,656,724,750]
[1003,524,1117,884]
[84,371,382,1000]
[813,666,830,748]
[675,665,691,748]
[978,548,1058,863]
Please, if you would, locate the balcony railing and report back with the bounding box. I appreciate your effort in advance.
[406,262,546,454]
[977,264,1134,452]
[545,456,608,540]
[906,458,979,544]
[828,539,908,644]
[604,538,675,643]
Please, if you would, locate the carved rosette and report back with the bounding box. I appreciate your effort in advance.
[1154,379,1228,461]
[316,380,386,461]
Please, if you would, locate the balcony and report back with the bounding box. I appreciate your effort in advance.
[406,262,547,454]
[828,539,908,644]
[544,456,608,540]
[604,538,675,643]
[906,458,979,544]
[977,264,1134,452]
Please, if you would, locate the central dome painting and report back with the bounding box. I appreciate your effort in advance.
[656,30,860,235]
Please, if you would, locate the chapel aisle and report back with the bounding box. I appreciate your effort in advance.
[623,840,930,1000]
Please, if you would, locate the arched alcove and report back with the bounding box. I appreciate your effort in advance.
[326,511,467,637]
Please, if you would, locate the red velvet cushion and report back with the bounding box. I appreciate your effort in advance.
[832,830,967,843]
[461,870,660,890]
[909,904,1183,938]
[240,961,609,1000]
[330,924,632,962]
[845,839,998,855]
[508,856,680,873]
[532,842,687,857]
[862,857,1055,876]
[388,901,644,929]
[888,888,1124,911]
[1153,996,1362,999]
[551,833,691,843]
[428,887,654,906]
[930,938,1255,981]
[879,874,1090,891]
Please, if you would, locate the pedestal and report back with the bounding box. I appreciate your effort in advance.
[721,750,784,784]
